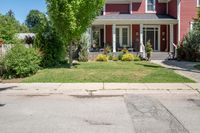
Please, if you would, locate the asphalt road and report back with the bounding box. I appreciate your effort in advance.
[0,89,200,133]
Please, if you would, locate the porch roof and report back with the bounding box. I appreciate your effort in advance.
[93,14,178,25]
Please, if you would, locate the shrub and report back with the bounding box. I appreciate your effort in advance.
[122,48,128,54]
[145,40,153,61]
[122,53,134,61]
[78,34,89,62]
[103,46,111,55]
[2,44,41,78]
[133,55,141,61]
[177,31,200,61]
[96,54,108,62]
[108,54,113,60]
[112,56,119,61]
[118,52,124,60]
[34,24,66,67]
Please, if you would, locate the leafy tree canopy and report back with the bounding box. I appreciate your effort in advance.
[46,0,105,67]
[25,10,47,33]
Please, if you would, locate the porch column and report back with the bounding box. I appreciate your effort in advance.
[112,24,116,52]
[104,25,106,45]
[139,24,144,53]
[130,24,132,48]
[169,24,174,53]
[90,27,93,47]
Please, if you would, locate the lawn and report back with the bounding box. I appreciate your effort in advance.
[194,64,200,70]
[22,61,194,83]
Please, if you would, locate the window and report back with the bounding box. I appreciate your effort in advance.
[116,26,129,47]
[197,0,200,7]
[146,0,156,13]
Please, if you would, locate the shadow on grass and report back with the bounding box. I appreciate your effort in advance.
[135,62,163,68]
[44,62,81,69]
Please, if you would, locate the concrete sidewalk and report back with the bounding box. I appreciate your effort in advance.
[0,83,200,95]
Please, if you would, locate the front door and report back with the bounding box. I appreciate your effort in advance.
[143,27,159,51]
[116,26,129,48]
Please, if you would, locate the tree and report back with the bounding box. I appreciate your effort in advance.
[6,10,15,18]
[0,14,18,43]
[46,0,105,68]
[0,12,29,44]
[25,10,47,33]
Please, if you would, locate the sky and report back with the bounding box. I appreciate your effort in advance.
[0,0,47,23]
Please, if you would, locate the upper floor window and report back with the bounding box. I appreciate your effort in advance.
[146,0,156,13]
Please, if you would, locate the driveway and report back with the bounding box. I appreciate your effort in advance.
[152,60,200,82]
[0,84,200,133]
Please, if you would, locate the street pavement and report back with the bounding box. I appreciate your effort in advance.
[0,83,200,133]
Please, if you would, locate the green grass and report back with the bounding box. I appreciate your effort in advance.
[23,61,194,83]
[194,64,200,70]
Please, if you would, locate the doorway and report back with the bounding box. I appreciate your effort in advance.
[143,26,160,51]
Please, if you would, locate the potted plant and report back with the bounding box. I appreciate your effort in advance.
[145,40,153,61]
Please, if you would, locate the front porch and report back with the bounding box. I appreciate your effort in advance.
[90,14,178,55]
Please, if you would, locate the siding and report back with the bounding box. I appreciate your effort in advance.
[132,0,166,14]
[106,25,112,45]
[168,0,177,18]
[180,0,197,41]
[106,4,130,14]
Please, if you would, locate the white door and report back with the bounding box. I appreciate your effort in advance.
[116,26,129,48]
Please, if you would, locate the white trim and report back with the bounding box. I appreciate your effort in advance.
[103,5,106,15]
[177,0,180,43]
[170,24,174,52]
[145,0,156,13]
[140,24,144,52]
[190,21,194,31]
[112,24,116,52]
[130,2,133,14]
[130,24,133,47]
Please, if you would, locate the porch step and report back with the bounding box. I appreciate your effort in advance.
[151,52,169,60]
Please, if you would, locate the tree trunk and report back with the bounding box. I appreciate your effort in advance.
[69,42,73,68]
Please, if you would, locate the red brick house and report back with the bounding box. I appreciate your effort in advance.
[90,0,198,56]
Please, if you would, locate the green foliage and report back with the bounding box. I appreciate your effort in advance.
[118,53,124,60]
[2,44,41,78]
[34,23,66,67]
[177,31,200,61]
[0,12,29,44]
[122,48,128,54]
[121,53,134,61]
[96,54,108,62]
[25,10,47,33]
[46,0,105,67]
[108,54,113,60]
[112,56,119,61]
[133,55,141,61]
[77,34,89,62]
[145,40,153,60]
[103,47,111,55]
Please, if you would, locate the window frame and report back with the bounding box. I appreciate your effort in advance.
[116,26,130,47]
[145,0,156,13]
